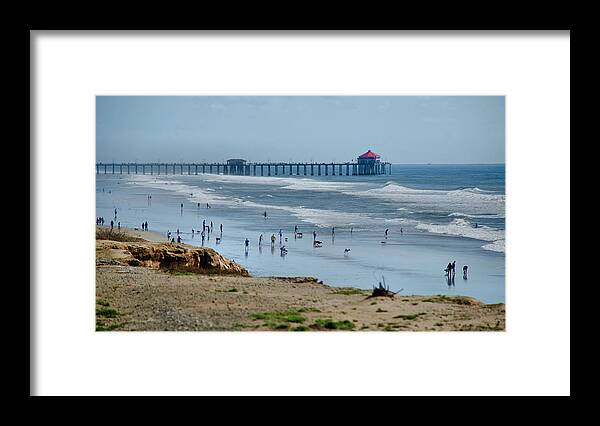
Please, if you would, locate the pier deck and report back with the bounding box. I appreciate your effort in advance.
[96,162,392,176]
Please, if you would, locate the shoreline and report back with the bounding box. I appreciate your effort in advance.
[96,227,505,331]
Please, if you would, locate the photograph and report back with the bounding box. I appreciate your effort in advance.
[95,95,505,332]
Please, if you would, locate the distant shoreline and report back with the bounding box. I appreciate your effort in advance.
[95,227,505,331]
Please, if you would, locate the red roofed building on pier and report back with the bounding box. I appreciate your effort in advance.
[357,150,383,175]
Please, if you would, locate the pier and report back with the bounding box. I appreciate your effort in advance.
[96,150,391,177]
[95,161,392,176]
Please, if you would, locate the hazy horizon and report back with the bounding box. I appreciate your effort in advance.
[96,96,505,164]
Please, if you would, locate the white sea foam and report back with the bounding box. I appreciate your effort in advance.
[195,173,367,193]
[347,183,504,217]
[129,175,376,228]
[127,174,505,251]
[416,218,505,253]
[481,240,506,253]
[448,212,505,219]
[127,175,240,207]
[238,199,378,227]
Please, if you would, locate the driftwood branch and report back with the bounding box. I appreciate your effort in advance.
[365,275,402,299]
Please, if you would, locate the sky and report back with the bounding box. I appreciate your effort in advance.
[96,96,504,164]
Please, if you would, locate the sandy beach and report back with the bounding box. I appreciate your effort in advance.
[96,227,505,331]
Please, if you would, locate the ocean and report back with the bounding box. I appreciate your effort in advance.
[96,164,505,303]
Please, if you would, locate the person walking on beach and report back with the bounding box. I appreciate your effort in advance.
[264,210,267,219]
[313,230,317,242]
[207,203,210,209]
[385,228,389,238]
[110,220,114,230]
[445,262,452,276]
[177,228,180,236]
[463,265,469,279]
[220,224,223,234]
[118,222,120,230]
[177,235,181,243]
[245,238,249,254]
[279,229,282,243]
[145,221,148,231]
[271,234,276,247]
[259,234,263,246]
[332,227,335,236]
[452,261,457,277]
[210,221,213,232]
[203,219,205,230]
[294,225,298,234]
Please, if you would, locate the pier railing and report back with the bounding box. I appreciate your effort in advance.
[95,162,392,176]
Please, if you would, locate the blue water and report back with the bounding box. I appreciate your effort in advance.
[96,164,505,303]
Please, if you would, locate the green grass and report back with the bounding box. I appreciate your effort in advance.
[252,310,306,323]
[96,307,120,318]
[383,323,408,331]
[230,323,251,330]
[96,300,110,307]
[96,228,144,242]
[392,313,424,320]
[311,319,355,331]
[252,309,308,330]
[272,323,290,330]
[297,307,321,313]
[370,301,377,305]
[375,308,388,313]
[292,325,309,331]
[331,288,366,295]
[96,322,124,331]
[171,271,195,276]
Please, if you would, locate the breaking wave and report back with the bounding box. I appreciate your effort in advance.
[416,218,505,253]
[348,183,504,217]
